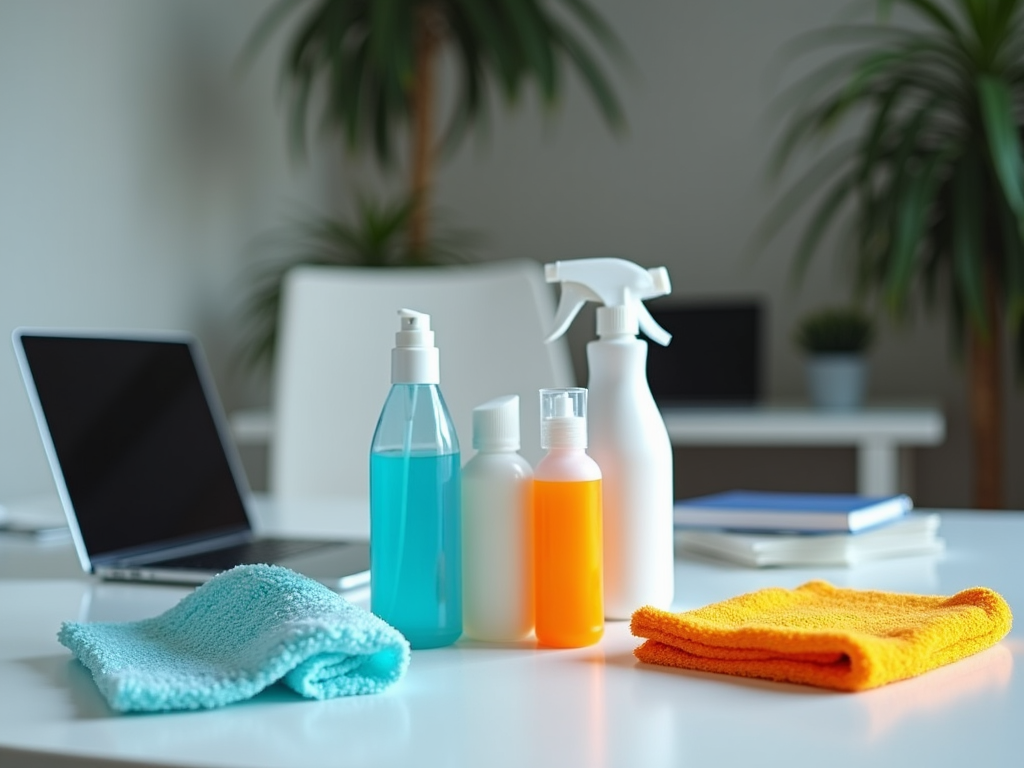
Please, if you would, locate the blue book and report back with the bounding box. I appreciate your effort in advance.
[673,490,913,533]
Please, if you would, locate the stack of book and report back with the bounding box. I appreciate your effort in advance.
[673,490,944,568]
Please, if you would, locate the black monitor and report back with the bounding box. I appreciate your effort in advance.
[644,300,762,406]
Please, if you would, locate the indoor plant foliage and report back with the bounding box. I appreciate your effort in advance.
[245,0,627,256]
[796,308,875,355]
[238,195,474,371]
[796,308,875,411]
[767,0,1024,507]
[239,0,627,370]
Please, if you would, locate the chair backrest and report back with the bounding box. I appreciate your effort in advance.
[270,259,575,498]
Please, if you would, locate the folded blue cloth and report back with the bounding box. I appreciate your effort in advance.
[58,564,410,713]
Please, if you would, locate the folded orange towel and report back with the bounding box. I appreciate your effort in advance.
[630,580,1012,692]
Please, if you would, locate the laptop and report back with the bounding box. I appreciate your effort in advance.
[12,328,370,591]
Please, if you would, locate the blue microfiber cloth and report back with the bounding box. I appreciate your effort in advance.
[58,564,410,713]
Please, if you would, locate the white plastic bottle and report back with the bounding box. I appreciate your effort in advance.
[461,395,534,642]
[544,258,675,620]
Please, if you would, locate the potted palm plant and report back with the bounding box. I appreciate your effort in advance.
[236,194,473,370]
[766,0,1024,508]
[796,308,875,410]
[238,0,628,369]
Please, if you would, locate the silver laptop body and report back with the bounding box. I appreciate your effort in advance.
[12,328,368,591]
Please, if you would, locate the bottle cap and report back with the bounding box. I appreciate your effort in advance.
[540,388,587,449]
[472,395,521,452]
[596,305,638,337]
[391,308,440,384]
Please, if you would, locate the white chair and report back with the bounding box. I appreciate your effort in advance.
[270,259,575,499]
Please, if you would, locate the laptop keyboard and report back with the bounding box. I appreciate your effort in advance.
[154,538,335,572]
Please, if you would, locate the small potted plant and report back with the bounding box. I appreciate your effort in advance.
[795,308,874,411]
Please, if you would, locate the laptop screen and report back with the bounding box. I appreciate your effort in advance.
[16,334,251,558]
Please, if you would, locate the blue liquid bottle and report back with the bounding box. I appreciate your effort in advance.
[370,309,462,649]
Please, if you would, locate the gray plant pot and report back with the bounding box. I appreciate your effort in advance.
[806,353,867,411]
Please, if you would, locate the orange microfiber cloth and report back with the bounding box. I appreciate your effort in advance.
[630,580,1012,692]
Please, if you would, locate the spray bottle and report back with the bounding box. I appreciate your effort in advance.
[533,388,603,648]
[544,258,674,620]
[370,309,462,649]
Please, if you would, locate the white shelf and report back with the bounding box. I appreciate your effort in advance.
[661,402,945,496]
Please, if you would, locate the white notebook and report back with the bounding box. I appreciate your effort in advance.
[677,513,944,568]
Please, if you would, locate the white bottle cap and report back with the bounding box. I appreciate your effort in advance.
[472,395,521,452]
[392,308,440,384]
[596,305,638,337]
[540,388,587,449]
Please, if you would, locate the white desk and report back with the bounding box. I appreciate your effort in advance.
[0,500,1019,768]
[232,405,946,497]
[661,404,946,496]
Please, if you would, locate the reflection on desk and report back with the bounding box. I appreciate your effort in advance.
[0,509,1019,768]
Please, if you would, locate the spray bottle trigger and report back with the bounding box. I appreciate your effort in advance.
[545,282,602,343]
[636,302,672,346]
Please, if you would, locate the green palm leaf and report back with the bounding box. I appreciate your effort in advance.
[884,148,947,311]
[978,74,1024,216]
[765,0,1024,371]
[244,0,625,160]
[951,150,987,329]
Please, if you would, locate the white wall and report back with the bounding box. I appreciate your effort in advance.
[1,0,1021,508]
[0,0,328,500]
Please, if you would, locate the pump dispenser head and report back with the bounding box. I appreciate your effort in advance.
[391,308,440,384]
[543,257,673,346]
[540,388,588,449]
[473,395,521,452]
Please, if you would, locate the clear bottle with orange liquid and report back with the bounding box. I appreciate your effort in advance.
[534,388,604,648]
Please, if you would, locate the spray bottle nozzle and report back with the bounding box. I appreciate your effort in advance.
[392,308,439,384]
[648,267,671,296]
[399,308,430,332]
[543,258,673,346]
[395,308,434,349]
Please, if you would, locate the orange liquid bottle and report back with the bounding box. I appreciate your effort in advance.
[534,388,604,648]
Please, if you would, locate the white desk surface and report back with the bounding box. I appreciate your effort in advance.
[0,503,1020,768]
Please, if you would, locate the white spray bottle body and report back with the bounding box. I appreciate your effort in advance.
[586,333,674,618]
[544,258,676,620]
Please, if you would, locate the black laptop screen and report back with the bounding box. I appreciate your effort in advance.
[18,335,250,558]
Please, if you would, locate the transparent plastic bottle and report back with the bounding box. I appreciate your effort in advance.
[370,309,462,649]
[461,395,534,642]
[533,388,604,648]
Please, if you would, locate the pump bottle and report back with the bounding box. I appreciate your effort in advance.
[545,258,675,620]
[461,395,534,642]
[370,309,462,649]
[533,388,603,648]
